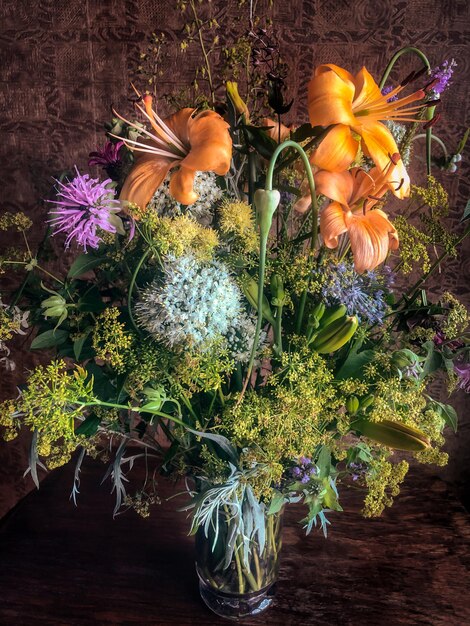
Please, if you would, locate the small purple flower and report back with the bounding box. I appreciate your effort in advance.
[454,362,470,393]
[47,168,121,251]
[429,59,457,96]
[382,85,398,102]
[88,141,124,168]
[291,456,317,484]
[348,461,368,481]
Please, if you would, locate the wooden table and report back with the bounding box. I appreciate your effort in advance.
[1,457,469,625]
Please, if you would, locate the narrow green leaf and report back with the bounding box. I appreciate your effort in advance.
[317,445,331,479]
[73,328,92,361]
[188,428,238,466]
[30,329,69,350]
[68,254,105,278]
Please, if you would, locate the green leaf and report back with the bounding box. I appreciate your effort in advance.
[420,341,443,380]
[30,329,69,350]
[290,123,324,143]
[267,490,285,515]
[243,125,277,160]
[317,446,331,479]
[68,254,105,278]
[462,199,470,222]
[73,329,92,361]
[75,414,101,437]
[78,287,106,312]
[430,400,458,432]
[336,349,375,380]
[188,428,239,466]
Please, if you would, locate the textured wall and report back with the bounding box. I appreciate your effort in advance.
[0,0,469,516]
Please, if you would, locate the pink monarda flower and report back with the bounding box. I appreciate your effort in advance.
[454,362,470,393]
[48,168,122,251]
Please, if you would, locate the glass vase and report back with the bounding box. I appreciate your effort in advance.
[195,507,284,620]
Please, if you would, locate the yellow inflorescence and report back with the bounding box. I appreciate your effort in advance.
[0,211,33,232]
[150,214,219,261]
[441,292,469,339]
[363,457,409,517]
[412,175,449,211]
[92,308,135,373]
[218,199,258,253]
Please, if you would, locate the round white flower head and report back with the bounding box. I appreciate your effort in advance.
[147,171,223,223]
[136,254,243,349]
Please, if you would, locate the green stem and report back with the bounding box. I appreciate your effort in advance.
[378,47,432,175]
[274,304,283,354]
[127,247,152,332]
[379,47,431,90]
[413,133,449,158]
[79,399,187,430]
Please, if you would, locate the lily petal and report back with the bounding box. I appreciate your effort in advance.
[183,110,232,174]
[310,124,359,172]
[358,122,410,198]
[120,153,177,212]
[347,209,399,273]
[308,67,356,127]
[169,166,199,205]
[352,67,384,112]
[315,170,355,206]
[320,202,348,248]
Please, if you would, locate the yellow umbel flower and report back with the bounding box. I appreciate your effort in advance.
[218,199,258,253]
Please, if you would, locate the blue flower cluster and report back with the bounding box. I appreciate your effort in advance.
[291,456,317,484]
[136,254,243,349]
[318,261,393,326]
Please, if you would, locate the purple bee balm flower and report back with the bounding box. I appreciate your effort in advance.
[429,59,457,96]
[454,362,470,393]
[47,168,122,251]
[88,141,124,168]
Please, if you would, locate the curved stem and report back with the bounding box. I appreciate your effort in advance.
[239,140,318,402]
[413,133,449,158]
[379,47,431,90]
[379,46,433,176]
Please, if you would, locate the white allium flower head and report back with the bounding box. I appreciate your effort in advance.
[136,254,243,349]
[147,171,223,223]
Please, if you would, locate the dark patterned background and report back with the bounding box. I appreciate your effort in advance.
[0,0,469,517]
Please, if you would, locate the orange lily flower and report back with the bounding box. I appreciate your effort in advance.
[262,117,292,143]
[113,90,232,210]
[316,163,399,273]
[308,64,426,199]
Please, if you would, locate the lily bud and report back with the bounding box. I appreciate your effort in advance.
[226,81,249,120]
[254,189,280,238]
[346,396,360,415]
[354,419,431,451]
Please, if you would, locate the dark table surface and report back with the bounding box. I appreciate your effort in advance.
[0,457,469,626]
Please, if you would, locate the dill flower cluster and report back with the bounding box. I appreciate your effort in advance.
[150,214,219,261]
[218,199,258,253]
[0,361,93,467]
[92,308,135,372]
[136,254,244,349]
[363,457,409,517]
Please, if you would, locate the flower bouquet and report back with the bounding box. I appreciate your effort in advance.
[1,19,469,620]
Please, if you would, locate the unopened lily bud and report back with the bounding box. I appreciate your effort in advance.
[226,81,249,120]
[254,189,280,237]
[270,274,285,303]
[346,396,360,414]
